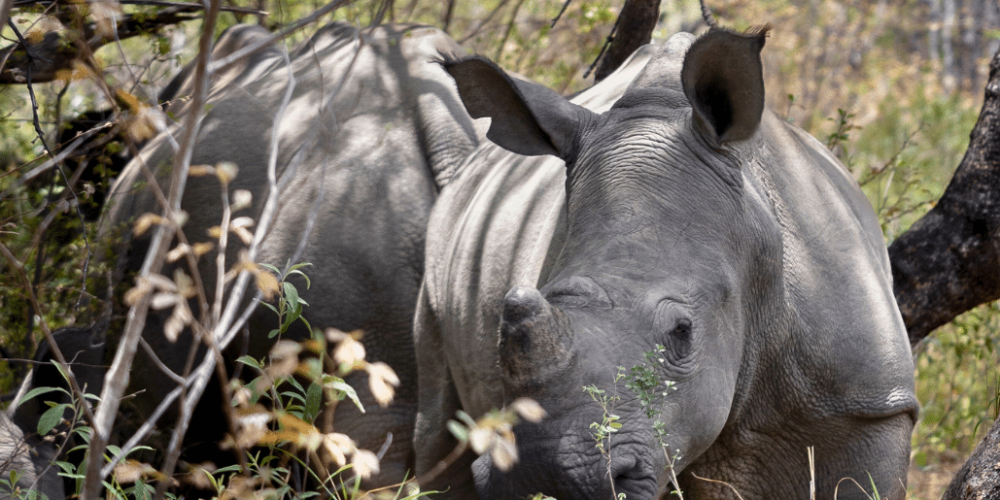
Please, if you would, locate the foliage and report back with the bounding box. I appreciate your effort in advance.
[2,0,1000,498]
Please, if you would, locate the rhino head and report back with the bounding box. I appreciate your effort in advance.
[442,28,793,499]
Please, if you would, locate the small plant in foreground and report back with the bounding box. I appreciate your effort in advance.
[586,346,685,500]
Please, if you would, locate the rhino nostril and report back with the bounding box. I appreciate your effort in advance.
[610,455,657,499]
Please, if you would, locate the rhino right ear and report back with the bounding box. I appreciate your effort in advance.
[681,26,770,144]
[442,57,595,163]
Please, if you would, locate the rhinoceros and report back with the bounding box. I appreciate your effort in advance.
[2,21,479,497]
[413,27,918,500]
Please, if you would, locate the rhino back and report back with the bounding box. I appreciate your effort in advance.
[96,22,478,484]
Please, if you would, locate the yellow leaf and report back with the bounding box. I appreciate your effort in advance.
[510,398,546,423]
[253,268,279,301]
[133,213,163,236]
[189,165,215,177]
[351,449,380,480]
[192,242,215,257]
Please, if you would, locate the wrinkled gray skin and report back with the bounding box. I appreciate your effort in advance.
[2,22,478,496]
[414,29,918,500]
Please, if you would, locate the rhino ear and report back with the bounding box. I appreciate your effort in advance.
[442,57,594,162]
[681,26,770,144]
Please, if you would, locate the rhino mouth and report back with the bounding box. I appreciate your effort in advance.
[471,436,661,500]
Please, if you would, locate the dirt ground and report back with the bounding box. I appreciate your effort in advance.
[908,462,964,499]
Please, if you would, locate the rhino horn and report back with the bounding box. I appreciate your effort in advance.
[498,286,573,392]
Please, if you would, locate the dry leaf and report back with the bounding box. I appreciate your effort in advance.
[216,162,238,184]
[333,336,366,366]
[366,362,399,407]
[490,435,518,472]
[133,213,163,236]
[166,244,190,263]
[232,190,252,211]
[322,433,355,467]
[253,268,279,300]
[267,341,301,378]
[189,165,215,177]
[351,449,380,480]
[192,242,215,256]
[510,398,546,423]
[150,292,179,310]
[113,460,155,484]
[123,279,152,307]
[468,427,495,455]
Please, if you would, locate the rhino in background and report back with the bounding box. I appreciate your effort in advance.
[414,27,918,500]
[2,21,480,496]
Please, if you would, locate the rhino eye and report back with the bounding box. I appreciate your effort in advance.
[665,319,693,359]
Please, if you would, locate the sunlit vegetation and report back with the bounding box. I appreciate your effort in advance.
[2,1,999,498]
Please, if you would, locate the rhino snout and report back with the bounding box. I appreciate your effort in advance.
[471,429,661,500]
[498,287,573,391]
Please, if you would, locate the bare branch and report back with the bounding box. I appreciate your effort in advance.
[593,0,660,81]
[0,0,13,39]
[550,0,571,28]
[700,0,718,29]
[80,0,222,495]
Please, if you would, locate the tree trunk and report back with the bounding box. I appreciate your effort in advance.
[940,414,1000,500]
[888,46,1000,347]
[594,0,661,82]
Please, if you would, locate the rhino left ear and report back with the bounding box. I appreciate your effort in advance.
[442,57,595,163]
[681,25,770,144]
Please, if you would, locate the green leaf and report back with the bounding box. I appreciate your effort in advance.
[38,403,70,435]
[283,282,300,310]
[237,355,263,370]
[268,328,280,339]
[280,391,305,404]
[304,382,322,422]
[259,263,280,274]
[446,420,469,442]
[455,410,477,428]
[18,386,64,405]
[327,380,364,413]
[53,361,69,382]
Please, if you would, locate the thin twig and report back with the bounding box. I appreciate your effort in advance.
[550,0,571,28]
[699,0,718,29]
[138,337,187,385]
[691,473,746,500]
[583,14,621,79]
[457,0,511,44]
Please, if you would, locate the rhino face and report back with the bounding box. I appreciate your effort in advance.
[445,27,779,499]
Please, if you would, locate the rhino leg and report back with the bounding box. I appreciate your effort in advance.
[412,287,478,499]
